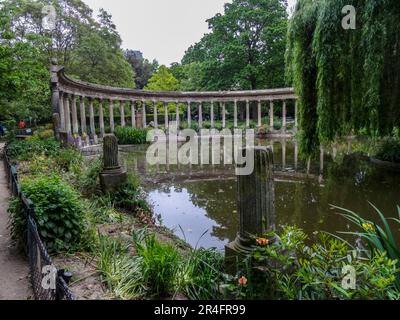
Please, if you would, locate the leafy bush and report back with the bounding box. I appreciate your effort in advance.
[51,147,83,172]
[20,175,86,253]
[6,138,60,161]
[114,126,148,145]
[133,230,180,297]
[223,226,400,300]
[374,138,400,163]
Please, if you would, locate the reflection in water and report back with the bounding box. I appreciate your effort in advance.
[122,139,400,251]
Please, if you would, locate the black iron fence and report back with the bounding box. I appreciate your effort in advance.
[2,145,74,300]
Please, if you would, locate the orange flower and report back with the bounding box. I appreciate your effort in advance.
[238,276,248,286]
[256,238,270,246]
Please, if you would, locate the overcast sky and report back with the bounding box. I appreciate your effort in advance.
[83,0,297,66]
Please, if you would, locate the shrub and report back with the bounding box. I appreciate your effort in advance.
[20,175,86,253]
[114,126,148,145]
[133,230,180,297]
[374,138,400,163]
[6,138,60,161]
[52,147,83,172]
[223,226,400,300]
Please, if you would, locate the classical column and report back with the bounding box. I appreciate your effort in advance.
[294,140,299,171]
[320,145,325,174]
[131,101,136,128]
[142,100,147,128]
[153,100,158,128]
[222,102,226,128]
[89,98,96,138]
[226,147,275,258]
[246,100,250,128]
[100,134,127,192]
[175,101,180,128]
[282,101,287,133]
[71,95,79,134]
[294,100,298,131]
[120,101,126,127]
[257,100,262,128]
[80,96,87,135]
[269,101,274,130]
[187,101,191,128]
[234,100,238,128]
[109,99,115,133]
[210,101,214,128]
[65,94,71,134]
[164,102,168,129]
[282,140,287,170]
[99,99,105,137]
[59,92,65,131]
[198,102,203,129]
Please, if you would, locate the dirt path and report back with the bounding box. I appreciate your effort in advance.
[0,143,31,300]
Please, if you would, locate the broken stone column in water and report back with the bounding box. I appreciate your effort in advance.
[225,146,276,269]
[100,134,127,192]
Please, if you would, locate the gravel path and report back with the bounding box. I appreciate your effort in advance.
[0,143,31,300]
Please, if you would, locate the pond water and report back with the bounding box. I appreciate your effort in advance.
[121,139,400,251]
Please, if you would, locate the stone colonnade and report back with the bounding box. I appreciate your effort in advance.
[51,63,298,145]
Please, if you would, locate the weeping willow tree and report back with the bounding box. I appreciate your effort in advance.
[286,0,400,156]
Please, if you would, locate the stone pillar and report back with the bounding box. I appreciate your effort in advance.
[175,101,180,128]
[71,95,79,134]
[210,101,214,128]
[257,100,262,128]
[142,100,147,128]
[225,147,276,261]
[234,100,238,128]
[99,100,105,137]
[50,59,60,115]
[294,100,298,131]
[131,101,136,128]
[282,140,287,170]
[89,98,96,139]
[153,100,158,128]
[65,94,71,134]
[246,100,250,128]
[80,96,87,135]
[109,100,115,133]
[294,140,299,171]
[187,101,191,128]
[120,101,126,127]
[198,102,203,129]
[164,102,168,129]
[59,92,65,131]
[269,101,274,130]
[100,134,127,193]
[222,102,226,128]
[282,101,287,133]
[320,145,324,174]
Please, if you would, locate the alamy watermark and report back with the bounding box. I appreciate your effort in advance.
[342,5,356,30]
[42,5,57,31]
[146,122,256,176]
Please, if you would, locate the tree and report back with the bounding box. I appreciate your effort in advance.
[125,50,159,89]
[145,65,179,92]
[182,0,288,91]
[0,0,135,123]
[286,0,400,156]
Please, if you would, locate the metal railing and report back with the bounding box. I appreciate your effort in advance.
[2,145,74,300]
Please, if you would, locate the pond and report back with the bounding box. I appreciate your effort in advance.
[121,138,400,251]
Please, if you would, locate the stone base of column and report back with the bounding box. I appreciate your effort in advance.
[100,167,127,193]
[225,235,254,274]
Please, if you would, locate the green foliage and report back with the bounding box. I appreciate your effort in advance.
[6,138,60,161]
[97,236,145,300]
[125,50,159,89]
[114,126,148,145]
[374,138,400,163]
[20,175,86,253]
[181,0,288,90]
[224,226,400,300]
[286,0,400,156]
[133,230,180,297]
[334,204,400,287]
[145,65,179,91]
